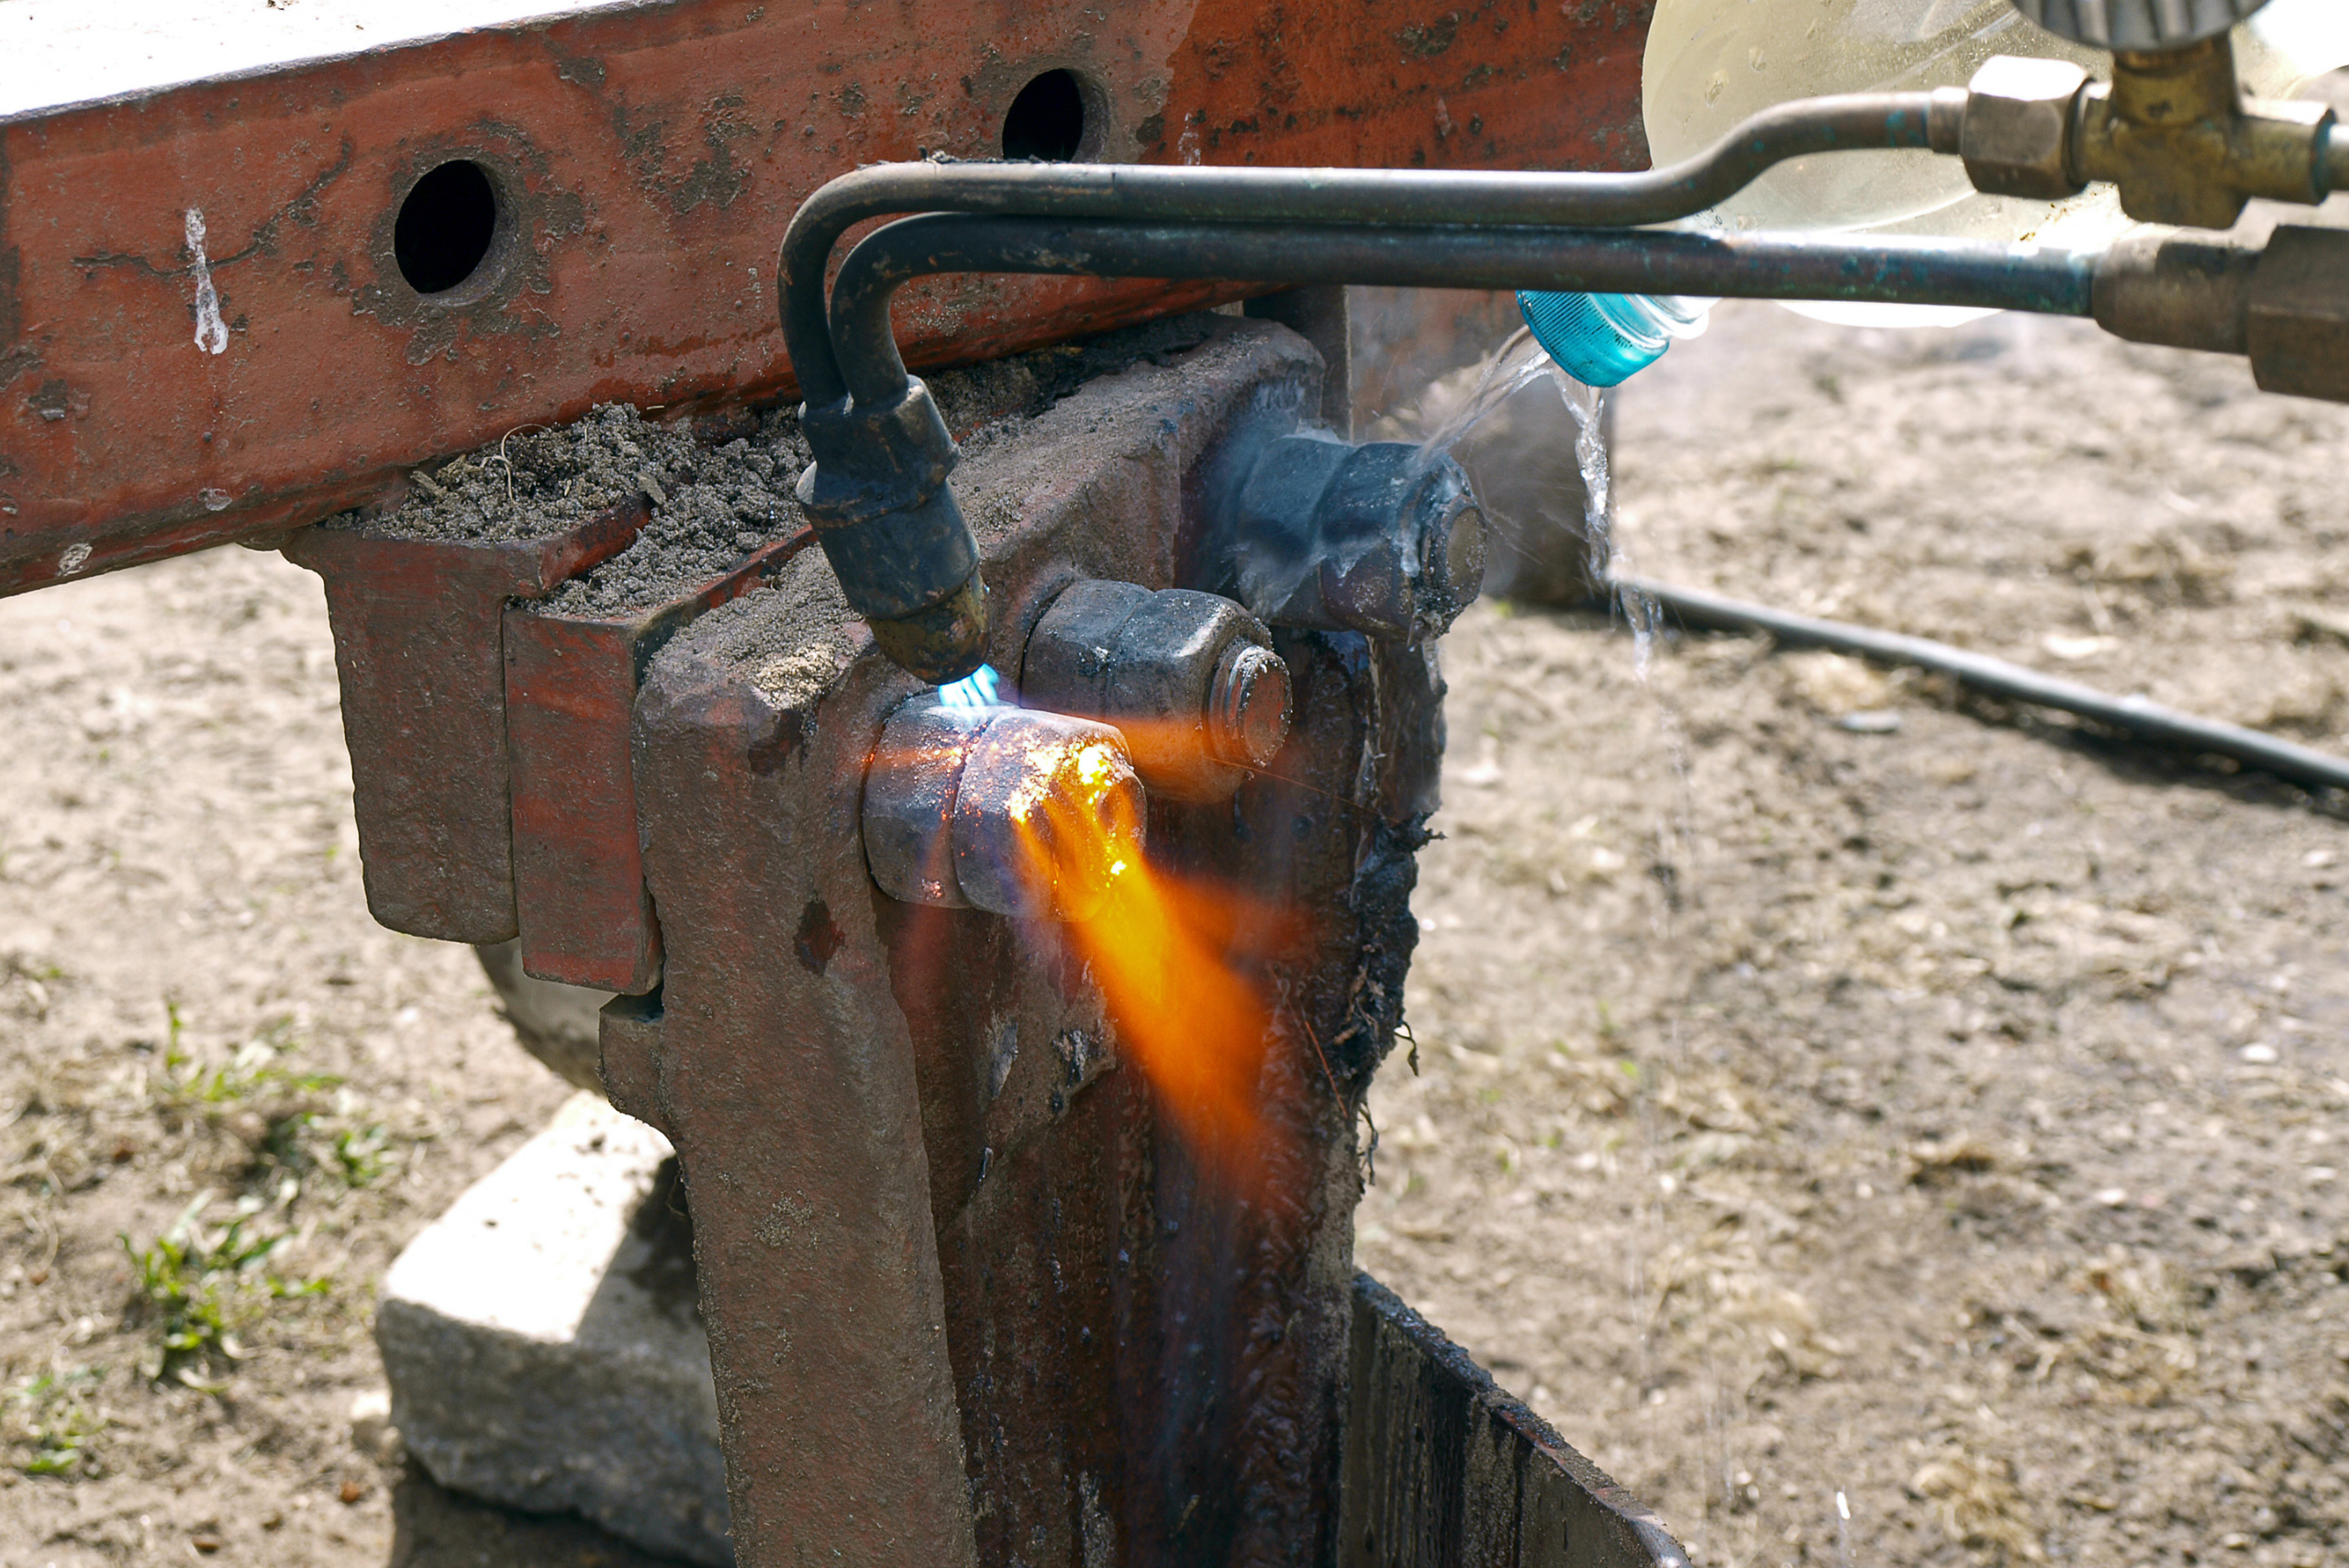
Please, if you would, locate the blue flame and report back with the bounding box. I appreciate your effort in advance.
[938,662,1004,708]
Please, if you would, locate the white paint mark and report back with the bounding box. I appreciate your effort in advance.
[58,542,91,575]
[199,487,231,512]
[185,207,228,355]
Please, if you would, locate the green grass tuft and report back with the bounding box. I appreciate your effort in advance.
[154,1011,342,1109]
[6,1368,106,1478]
[121,1192,328,1387]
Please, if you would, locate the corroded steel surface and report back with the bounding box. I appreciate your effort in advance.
[602,318,1415,1566]
[1341,1276,1691,1568]
[282,494,647,943]
[0,0,1652,594]
[503,524,818,992]
[588,315,1687,1568]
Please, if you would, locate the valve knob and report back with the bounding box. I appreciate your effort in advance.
[2009,0,2270,51]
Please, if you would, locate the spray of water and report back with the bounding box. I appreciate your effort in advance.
[1411,328,1664,674]
[1410,324,1720,1527]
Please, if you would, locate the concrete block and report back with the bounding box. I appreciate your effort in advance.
[378,1092,730,1565]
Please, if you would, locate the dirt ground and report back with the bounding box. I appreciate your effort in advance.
[0,553,672,1564]
[1364,301,2349,1568]
[5,296,2349,1567]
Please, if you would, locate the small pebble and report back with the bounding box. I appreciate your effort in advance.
[2241,1043,2279,1064]
[1838,709,1901,734]
[339,1479,366,1506]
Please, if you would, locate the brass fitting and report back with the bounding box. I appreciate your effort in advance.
[1961,57,2097,201]
[1959,37,2338,231]
[2080,38,2335,228]
[2246,227,2349,406]
[2093,224,2349,404]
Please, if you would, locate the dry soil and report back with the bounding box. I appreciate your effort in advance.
[1364,300,2349,1568]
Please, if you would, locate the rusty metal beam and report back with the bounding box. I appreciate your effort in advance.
[504,525,818,992]
[0,0,1652,595]
[283,495,647,942]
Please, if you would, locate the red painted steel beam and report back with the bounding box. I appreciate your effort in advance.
[0,0,1652,595]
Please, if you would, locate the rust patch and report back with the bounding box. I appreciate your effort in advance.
[24,379,78,423]
[617,92,761,217]
[794,897,844,974]
[545,40,608,89]
[1396,15,1461,57]
[0,345,38,395]
[0,140,20,384]
[69,141,355,287]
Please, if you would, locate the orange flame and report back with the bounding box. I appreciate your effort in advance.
[1012,771,1297,1180]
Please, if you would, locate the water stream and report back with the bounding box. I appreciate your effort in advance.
[1412,323,1730,1537]
[1410,328,1666,675]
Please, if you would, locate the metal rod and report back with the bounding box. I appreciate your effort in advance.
[779,90,1960,404]
[2328,124,2349,194]
[1621,574,2349,795]
[824,216,2101,406]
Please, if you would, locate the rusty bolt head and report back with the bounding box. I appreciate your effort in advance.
[1021,580,1291,802]
[1230,436,1489,642]
[1208,641,1293,771]
[1417,491,1487,633]
[862,704,988,910]
[1962,56,2092,201]
[1319,545,1409,639]
[863,703,1144,922]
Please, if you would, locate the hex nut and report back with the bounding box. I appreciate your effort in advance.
[1020,580,1292,802]
[863,703,1144,921]
[1962,56,2092,201]
[1228,435,1489,640]
[862,704,989,910]
[952,714,1143,922]
[1208,642,1292,771]
[2247,225,2349,405]
[1319,545,1408,639]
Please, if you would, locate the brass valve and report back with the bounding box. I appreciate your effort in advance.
[1958,28,2340,232]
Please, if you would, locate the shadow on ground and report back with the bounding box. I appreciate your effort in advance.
[392,1466,701,1568]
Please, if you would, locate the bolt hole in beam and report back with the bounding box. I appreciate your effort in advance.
[395,159,500,295]
[1001,69,1089,161]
